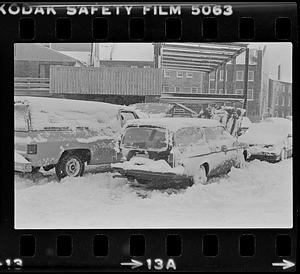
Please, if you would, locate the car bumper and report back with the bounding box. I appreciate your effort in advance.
[247,151,280,162]
[14,160,32,173]
[112,167,192,188]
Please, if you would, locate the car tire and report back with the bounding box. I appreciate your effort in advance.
[55,154,85,180]
[31,166,40,173]
[192,165,207,185]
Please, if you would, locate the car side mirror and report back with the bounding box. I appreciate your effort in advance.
[287,133,292,138]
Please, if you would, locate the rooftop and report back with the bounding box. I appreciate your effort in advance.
[161,43,248,73]
[15,44,79,63]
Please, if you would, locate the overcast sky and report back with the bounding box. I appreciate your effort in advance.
[248,42,292,82]
[48,42,293,83]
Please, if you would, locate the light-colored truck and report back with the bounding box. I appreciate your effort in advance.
[14,96,138,179]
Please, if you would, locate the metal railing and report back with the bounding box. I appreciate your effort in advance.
[14,77,50,96]
[14,77,50,89]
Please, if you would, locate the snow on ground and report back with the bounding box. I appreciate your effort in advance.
[15,159,292,229]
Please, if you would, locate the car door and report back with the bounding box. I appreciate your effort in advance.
[173,126,210,175]
[216,126,241,168]
[203,126,235,176]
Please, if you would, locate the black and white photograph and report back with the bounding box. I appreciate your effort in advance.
[14,42,292,229]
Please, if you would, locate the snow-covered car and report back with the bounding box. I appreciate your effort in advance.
[14,96,138,179]
[263,117,291,125]
[129,103,175,118]
[237,116,252,136]
[112,118,246,186]
[239,121,292,162]
[129,102,198,118]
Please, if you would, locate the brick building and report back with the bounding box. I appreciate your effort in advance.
[268,78,292,118]
[203,49,263,121]
[161,48,263,121]
[14,43,81,78]
[162,70,204,94]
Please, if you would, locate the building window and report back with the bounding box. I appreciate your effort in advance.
[209,72,215,81]
[219,88,224,94]
[247,89,254,100]
[288,97,291,107]
[175,86,181,93]
[236,71,244,81]
[191,86,199,93]
[176,71,184,78]
[209,88,215,94]
[164,70,170,78]
[276,97,279,106]
[248,71,254,81]
[186,72,193,78]
[236,89,243,95]
[183,87,192,93]
[163,85,171,92]
[131,65,138,68]
[220,70,224,81]
[144,65,151,68]
[281,97,285,106]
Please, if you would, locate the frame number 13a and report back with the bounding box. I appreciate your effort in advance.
[146,258,176,270]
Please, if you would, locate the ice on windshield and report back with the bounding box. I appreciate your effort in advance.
[174,127,205,147]
[123,126,168,150]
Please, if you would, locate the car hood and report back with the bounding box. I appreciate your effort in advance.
[238,123,290,145]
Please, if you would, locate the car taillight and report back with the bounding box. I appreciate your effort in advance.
[27,144,37,154]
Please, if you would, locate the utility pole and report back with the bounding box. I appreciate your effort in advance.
[89,43,94,67]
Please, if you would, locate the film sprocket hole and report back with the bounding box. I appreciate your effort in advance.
[0,1,297,272]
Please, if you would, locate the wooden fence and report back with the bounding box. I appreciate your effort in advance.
[50,66,163,96]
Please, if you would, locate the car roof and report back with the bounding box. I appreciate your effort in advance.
[125,117,221,132]
[14,96,130,111]
[14,96,132,130]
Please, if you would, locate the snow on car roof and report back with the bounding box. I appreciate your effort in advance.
[239,121,291,145]
[128,103,174,118]
[14,96,124,111]
[125,117,221,132]
[130,103,174,114]
[14,96,127,131]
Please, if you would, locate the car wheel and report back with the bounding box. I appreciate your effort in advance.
[192,165,207,185]
[31,166,40,173]
[55,154,85,180]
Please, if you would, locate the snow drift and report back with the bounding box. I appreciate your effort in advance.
[15,158,292,229]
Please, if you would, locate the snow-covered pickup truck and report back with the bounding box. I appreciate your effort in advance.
[14,96,138,179]
[112,118,246,186]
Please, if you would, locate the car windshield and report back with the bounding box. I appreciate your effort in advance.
[123,126,168,150]
[174,127,205,146]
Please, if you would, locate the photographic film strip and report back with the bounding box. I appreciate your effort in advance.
[0,1,297,272]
